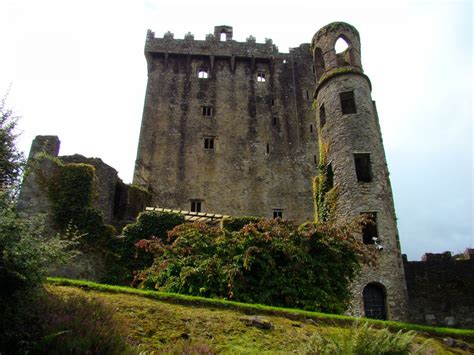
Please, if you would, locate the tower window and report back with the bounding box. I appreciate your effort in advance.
[271,98,275,106]
[273,209,283,218]
[198,68,209,79]
[361,212,378,245]
[306,90,310,100]
[354,153,372,182]
[191,200,202,213]
[340,91,356,114]
[220,32,227,41]
[202,106,213,116]
[257,72,266,82]
[310,124,313,133]
[319,104,326,127]
[273,117,277,126]
[266,143,270,154]
[204,137,214,150]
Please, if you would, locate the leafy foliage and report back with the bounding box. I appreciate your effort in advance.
[0,194,78,297]
[0,94,25,196]
[106,211,185,284]
[313,138,339,223]
[301,321,430,354]
[221,216,262,232]
[134,218,373,314]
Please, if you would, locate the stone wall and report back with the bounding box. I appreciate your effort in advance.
[404,249,474,329]
[134,26,317,221]
[19,135,151,229]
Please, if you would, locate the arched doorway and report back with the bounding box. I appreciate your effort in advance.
[363,283,387,320]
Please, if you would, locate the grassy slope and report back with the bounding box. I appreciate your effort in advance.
[47,278,474,353]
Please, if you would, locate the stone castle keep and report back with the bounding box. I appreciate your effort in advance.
[134,22,408,320]
[19,22,474,327]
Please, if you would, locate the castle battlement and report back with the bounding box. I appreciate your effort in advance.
[145,26,282,61]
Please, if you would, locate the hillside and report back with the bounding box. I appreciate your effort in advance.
[47,279,474,354]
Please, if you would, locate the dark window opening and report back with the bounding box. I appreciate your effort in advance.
[326,163,334,189]
[306,90,310,100]
[313,155,317,164]
[340,91,356,114]
[312,64,315,73]
[191,200,202,213]
[363,283,387,320]
[271,98,275,106]
[204,137,214,150]
[202,106,212,116]
[266,143,270,154]
[310,124,313,133]
[319,104,326,127]
[257,72,266,82]
[273,117,277,126]
[354,153,372,182]
[273,209,283,218]
[361,212,378,245]
[198,68,209,79]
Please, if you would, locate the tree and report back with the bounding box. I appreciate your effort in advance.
[0,93,25,194]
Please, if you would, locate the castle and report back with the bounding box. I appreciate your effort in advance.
[18,22,474,328]
[133,22,408,321]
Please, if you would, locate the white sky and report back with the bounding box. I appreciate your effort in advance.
[0,0,472,260]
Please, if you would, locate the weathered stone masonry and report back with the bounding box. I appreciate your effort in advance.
[134,22,409,321]
[404,249,474,329]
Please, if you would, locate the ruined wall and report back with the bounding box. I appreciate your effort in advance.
[19,135,151,229]
[133,27,317,221]
[311,22,408,321]
[404,250,474,329]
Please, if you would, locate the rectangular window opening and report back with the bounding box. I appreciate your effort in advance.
[204,137,215,150]
[273,209,283,219]
[202,106,213,116]
[198,68,209,79]
[266,143,270,154]
[257,72,266,82]
[340,90,357,114]
[273,117,277,126]
[271,98,275,106]
[306,90,309,100]
[361,212,378,244]
[319,104,326,127]
[354,153,372,182]
[310,124,313,133]
[313,155,317,164]
[191,200,202,213]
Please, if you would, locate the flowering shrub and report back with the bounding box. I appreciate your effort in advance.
[134,218,373,314]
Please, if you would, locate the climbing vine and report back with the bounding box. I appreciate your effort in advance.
[313,134,339,224]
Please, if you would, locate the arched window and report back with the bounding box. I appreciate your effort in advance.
[335,36,349,53]
[363,283,387,320]
[220,32,227,41]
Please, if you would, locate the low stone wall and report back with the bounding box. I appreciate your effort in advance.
[403,249,474,329]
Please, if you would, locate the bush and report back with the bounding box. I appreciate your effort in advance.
[104,211,186,285]
[221,216,262,232]
[134,218,372,313]
[0,194,77,297]
[301,321,430,354]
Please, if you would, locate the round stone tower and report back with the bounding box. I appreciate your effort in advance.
[311,22,408,321]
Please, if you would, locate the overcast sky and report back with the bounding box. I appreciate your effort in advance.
[0,0,472,260]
